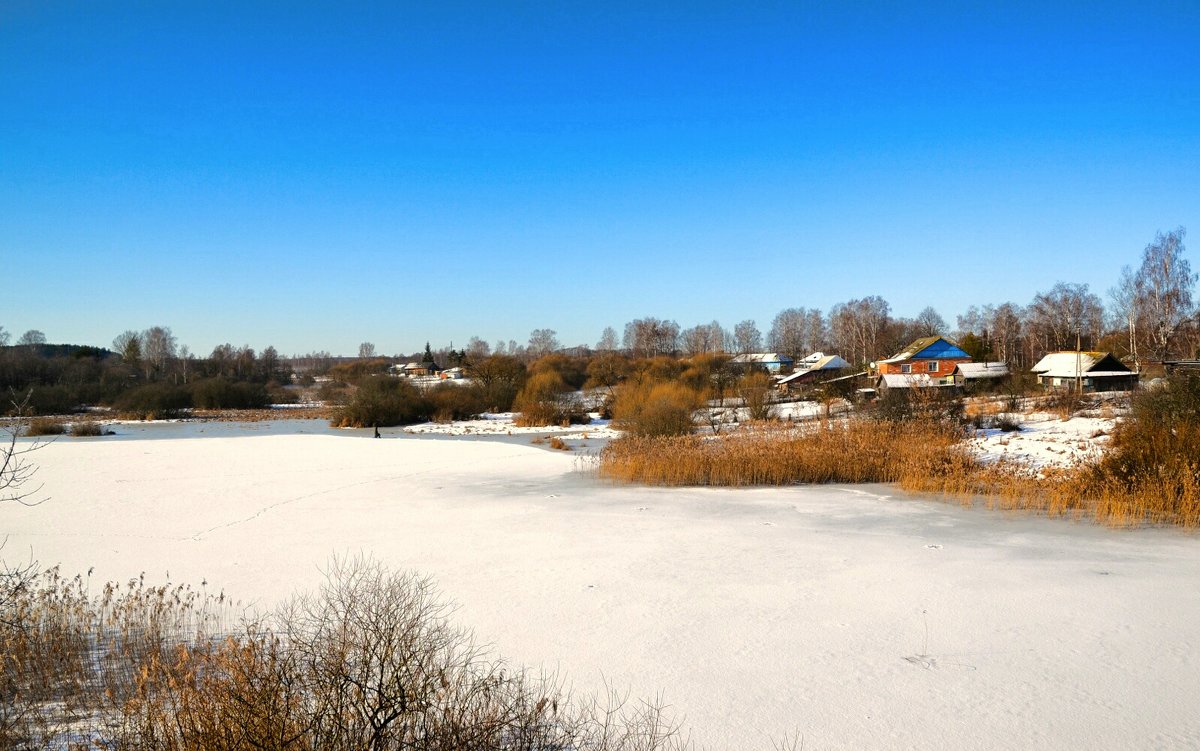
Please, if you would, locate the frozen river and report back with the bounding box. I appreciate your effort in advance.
[5,429,1200,749]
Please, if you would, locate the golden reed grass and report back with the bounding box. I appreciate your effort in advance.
[598,418,1200,528]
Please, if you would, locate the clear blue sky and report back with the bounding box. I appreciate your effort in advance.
[3,2,1198,356]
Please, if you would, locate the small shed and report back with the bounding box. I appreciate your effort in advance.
[877,372,957,391]
[952,361,1009,386]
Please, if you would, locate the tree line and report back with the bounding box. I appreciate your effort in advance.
[3,228,1195,417]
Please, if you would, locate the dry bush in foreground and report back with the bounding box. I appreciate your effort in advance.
[1,558,691,751]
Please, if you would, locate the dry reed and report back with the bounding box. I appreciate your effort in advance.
[599,415,1200,528]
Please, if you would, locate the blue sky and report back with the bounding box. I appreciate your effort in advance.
[3,2,1198,356]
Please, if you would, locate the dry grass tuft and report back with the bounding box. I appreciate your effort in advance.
[68,420,104,436]
[24,417,66,437]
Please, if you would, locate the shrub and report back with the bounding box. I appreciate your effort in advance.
[513,371,589,427]
[326,357,393,383]
[466,355,526,411]
[316,380,351,406]
[611,380,701,437]
[267,381,300,404]
[189,377,270,409]
[1,560,689,750]
[428,382,489,422]
[333,377,431,428]
[112,383,192,419]
[1084,373,1200,524]
[23,385,76,416]
[528,354,589,389]
[737,371,775,421]
[25,417,65,436]
[872,387,964,424]
[68,420,104,436]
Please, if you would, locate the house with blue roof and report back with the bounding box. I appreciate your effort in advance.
[873,336,971,388]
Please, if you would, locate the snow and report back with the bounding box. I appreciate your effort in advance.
[7,432,1200,749]
[401,412,622,440]
[969,413,1114,470]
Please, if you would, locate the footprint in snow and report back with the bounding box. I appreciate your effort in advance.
[546,494,558,498]
[637,506,649,511]
[761,522,775,527]
[925,544,943,550]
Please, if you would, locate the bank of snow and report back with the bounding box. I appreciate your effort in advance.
[6,434,1200,749]
[969,413,1115,470]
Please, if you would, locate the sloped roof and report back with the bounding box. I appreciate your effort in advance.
[878,336,969,364]
[954,362,1009,379]
[1030,352,1131,378]
[878,373,954,388]
[777,355,852,385]
[730,352,794,364]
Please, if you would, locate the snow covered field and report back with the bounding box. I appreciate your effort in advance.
[7,431,1200,749]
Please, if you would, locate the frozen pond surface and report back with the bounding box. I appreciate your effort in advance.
[5,432,1200,749]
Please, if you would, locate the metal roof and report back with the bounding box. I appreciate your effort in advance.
[954,362,1009,379]
[1030,352,1130,378]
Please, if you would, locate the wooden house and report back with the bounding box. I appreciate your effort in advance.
[776,353,851,394]
[1030,352,1137,392]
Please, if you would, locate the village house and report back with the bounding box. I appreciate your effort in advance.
[391,361,441,378]
[1030,352,1138,392]
[873,336,972,389]
[776,353,851,394]
[729,352,794,373]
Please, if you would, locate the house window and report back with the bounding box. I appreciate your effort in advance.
[927,361,939,373]
[900,364,912,374]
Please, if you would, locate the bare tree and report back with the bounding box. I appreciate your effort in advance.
[527,329,560,357]
[176,344,194,384]
[465,336,491,362]
[210,343,236,377]
[260,345,282,382]
[142,326,177,379]
[358,341,377,359]
[733,320,762,354]
[988,303,1024,366]
[1026,282,1104,356]
[914,307,947,336]
[1110,265,1141,367]
[707,320,730,353]
[830,296,891,368]
[0,326,9,347]
[1133,228,1196,361]
[113,330,142,366]
[680,324,721,356]
[596,326,619,351]
[622,318,679,358]
[767,307,827,356]
[767,308,805,357]
[2,398,47,509]
[15,330,45,347]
